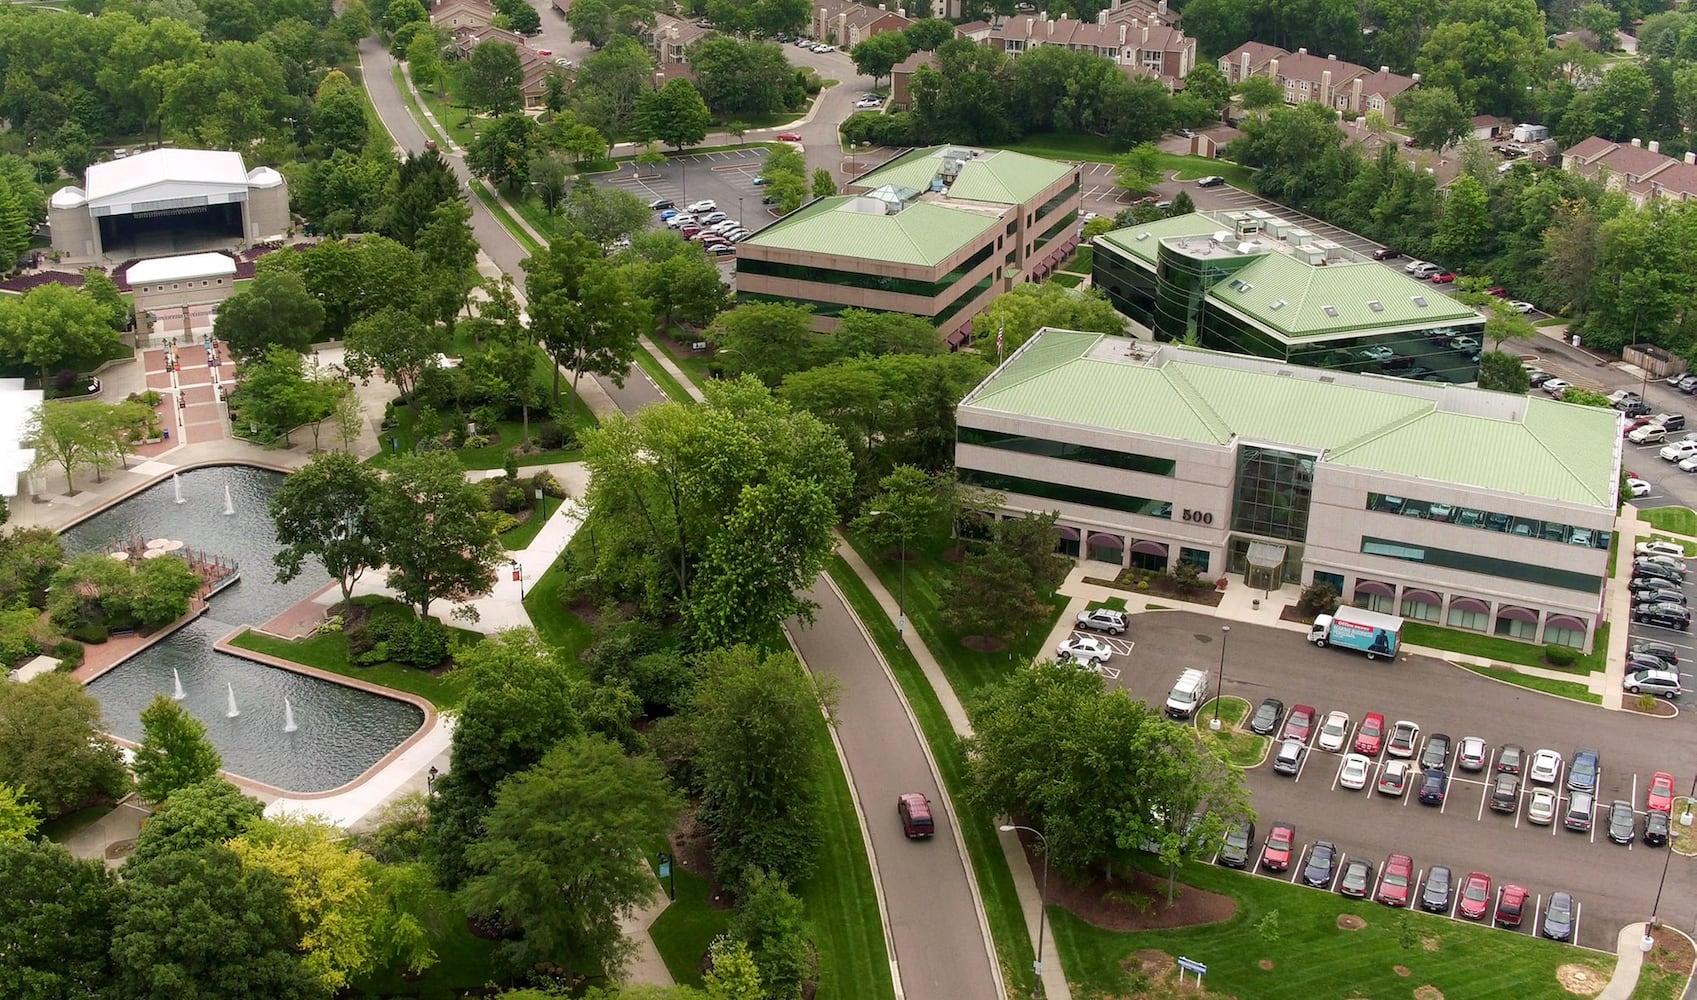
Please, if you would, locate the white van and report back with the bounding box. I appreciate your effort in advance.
[1164,668,1210,719]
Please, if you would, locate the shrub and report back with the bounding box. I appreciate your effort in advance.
[1638,693,1658,713]
[531,470,567,499]
[357,612,452,668]
[71,622,108,644]
[535,421,565,449]
[1297,582,1340,617]
[1543,644,1578,667]
[50,639,83,669]
[484,477,531,514]
[53,369,81,392]
[490,512,520,535]
[1171,561,1204,594]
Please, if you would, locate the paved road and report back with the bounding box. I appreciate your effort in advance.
[789,578,1002,1000]
[1109,612,1697,951]
[356,37,668,414]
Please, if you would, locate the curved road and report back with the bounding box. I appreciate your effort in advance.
[789,578,1003,1000]
[356,37,667,414]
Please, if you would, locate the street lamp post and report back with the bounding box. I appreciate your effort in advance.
[512,559,525,600]
[1212,625,1230,727]
[999,824,1050,998]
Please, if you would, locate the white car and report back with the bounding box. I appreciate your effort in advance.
[856,97,882,109]
[685,199,717,214]
[1338,753,1371,790]
[1386,719,1420,758]
[1529,748,1562,785]
[1359,345,1395,362]
[1541,378,1571,396]
[1376,759,1410,797]
[698,211,728,225]
[1527,787,1558,825]
[1661,440,1697,462]
[664,214,696,229]
[1404,259,1431,275]
[1317,710,1350,752]
[1680,454,1697,473]
[1638,540,1686,558]
[812,42,832,52]
[1056,635,1113,665]
[1508,301,1535,314]
[1449,335,1480,352]
[1628,476,1653,497]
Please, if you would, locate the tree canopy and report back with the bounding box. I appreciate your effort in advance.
[0,673,128,820]
[133,695,223,805]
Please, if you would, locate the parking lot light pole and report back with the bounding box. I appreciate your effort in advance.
[999,824,1050,998]
[1213,625,1229,728]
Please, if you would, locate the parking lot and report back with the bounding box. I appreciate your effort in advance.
[1111,611,1697,951]
[593,147,775,257]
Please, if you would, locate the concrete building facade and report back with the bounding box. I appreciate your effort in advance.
[957,330,1620,651]
[736,146,1081,339]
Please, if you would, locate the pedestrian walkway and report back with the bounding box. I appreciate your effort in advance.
[639,334,705,402]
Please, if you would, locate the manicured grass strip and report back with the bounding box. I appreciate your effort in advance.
[650,330,714,389]
[1060,246,1093,273]
[646,859,731,987]
[1633,963,1687,1000]
[1645,533,1697,556]
[1462,663,1602,704]
[351,886,501,999]
[498,506,550,551]
[230,597,481,710]
[1194,697,1266,768]
[469,183,545,255]
[1087,596,1128,612]
[633,344,693,404]
[1050,856,1613,1000]
[1049,273,1083,287]
[844,530,1067,701]
[827,556,1037,997]
[521,553,595,659]
[1642,506,1697,536]
[797,710,896,1000]
[1402,621,1609,675]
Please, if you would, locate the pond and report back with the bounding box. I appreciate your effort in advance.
[69,465,425,794]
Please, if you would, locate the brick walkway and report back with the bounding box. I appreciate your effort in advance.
[141,340,239,446]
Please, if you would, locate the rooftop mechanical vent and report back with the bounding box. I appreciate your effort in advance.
[1368,300,1384,312]
[1412,295,1429,307]
[1135,232,1151,241]
[1322,305,1339,317]
[1269,299,1287,310]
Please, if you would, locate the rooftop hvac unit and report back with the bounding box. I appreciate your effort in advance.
[1236,242,1257,254]
[1211,230,1234,243]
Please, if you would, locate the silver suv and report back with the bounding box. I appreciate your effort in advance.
[1626,669,1682,699]
[1075,608,1127,634]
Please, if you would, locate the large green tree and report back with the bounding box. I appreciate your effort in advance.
[460,39,523,114]
[381,149,463,249]
[706,301,815,387]
[372,452,503,620]
[851,31,910,85]
[0,672,127,819]
[969,282,1124,355]
[133,695,223,805]
[270,451,386,603]
[466,112,541,189]
[7,282,122,387]
[636,77,711,153]
[690,37,795,115]
[343,306,445,411]
[1396,86,1472,151]
[214,269,326,362]
[0,839,116,999]
[523,232,650,411]
[461,735,678,976]
[126,777,265,870]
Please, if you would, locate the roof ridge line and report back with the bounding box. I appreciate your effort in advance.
[1328,404,1441,457]
[974,332,1102,400]
[1161,364,1233,443]
[1522,411,1612,506]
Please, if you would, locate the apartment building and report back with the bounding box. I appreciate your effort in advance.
[448,24,554,107]
[811,0,915,48]
[986,6,1195,87]
[1561,136,1697,207]
[1218,42,1417,124]
[642,13,710,66]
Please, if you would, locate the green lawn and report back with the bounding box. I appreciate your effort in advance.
[1632,961,1689,1000]
[1401,621,1609,675]
[520,552,596,658]
[1051,857,1613,1000]
[1462,663,1602,704]
[827,557,1038,997]
[1059,246,1093,273]
[796,714,895,1000]
[39,803,111,843]
[650,330,714,389]
[1194,697,1266,767]
[1642,506,1697,536]
[645,858,732,987]
[844,530,1067,701]
[366,403,591,472]
[228,597,481,711]
[497,503,552,551]
[350,886,501,999]
[633,344,695,404]
[1049,273,1083,287]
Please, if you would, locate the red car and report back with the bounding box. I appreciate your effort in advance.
[1377,853,1413,907]
[1648,771,1676,813]
[1354,712,1386,756]
[897,793,934,839]
[1496,883,1529,927]
[1431,271,1457,284]
[1282,704,1316,744]
[777,132,803,142]
[1459,871,1492,920]
[1487,286,1507,297]
[1625,416,1658,437]
[1261,822,1295,872]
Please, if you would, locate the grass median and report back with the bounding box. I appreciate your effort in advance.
[827,555,1037,997]
[1402,621,1609,675]
[1194,696,1267,768]
[1642,506,1697,536]
[1462,664,1602,704]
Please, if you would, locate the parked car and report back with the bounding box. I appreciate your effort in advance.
[1497,744,1524,775]
[1528,787,1559,825]
[1646,810,1671,846]
[1282,704,1316,743]
[1660,414,1688,432]
[1377,854,1414,906]
[1529,748,1562,785]
[1631,424,1671,444]
[776,132,803,141]
[1648,772,1676,813]
[1404,259,1432,275]
[1260,822,1295,871]
[1359,345,1395,363]
[1272,738,1305,775]
[1340,753,1372,789]
[1633,604,1690,629]
[650,198,676,211]
[1430,270,1457,283]
[1417,768,1447,806]
[1249,697,1285,736]
[1607,800,1637,844]
[1508,301,1535,314]
[1075,608,1127,634]
[1529,372,1557,388]
[1302,840,1338,888]
[1056,635,1113,664]
[1638,540,1688,559]
[684,199,717,213]
[1338,858,1373,898]
[1354,712,1386,755]
[1196,175,1226,187]
[1489,772,1521,813]
[1564,790,1595,832]
[1457,736,1487,772]
[897,793,933,838]
[1496,884,1530,928]
[1458,872,1492,920]
[1661,440,1697,462]
[1542,891,1575,941]
[1449,335,1480,352]
[1628,476,1653,497]
[1420,866,1453,913]
[1542,378,1572,396]
[1632,587,1687,607]
[1371,247,1402,260]
[1626,670,1683,699]
[1637,553,1687,576]
[1631,641,1680,665]
[1420,733,1451,771]
[1627,652,1673,674]
[1387,720,1420,758]
[1218,819,1254,868]
[1377,760,1410,797]
[706,243,736,256]
[1317,710,1350,752]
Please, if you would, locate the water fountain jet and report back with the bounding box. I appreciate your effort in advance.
[226,682,239,718]
[171,668,185,701]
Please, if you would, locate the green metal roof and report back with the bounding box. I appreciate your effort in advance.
[962,330,1621,507]
[855,146,1072,205]
[743,195,1001,267]
[1097,214,1480,339]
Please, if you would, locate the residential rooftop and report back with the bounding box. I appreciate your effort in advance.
[743,194,1003,266]
[855,145,1072,206]
[960,329,1621,507]
[1097,211,1480,338]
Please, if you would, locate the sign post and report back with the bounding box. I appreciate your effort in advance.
[1177,957,1207,988]
[657,852,675,901]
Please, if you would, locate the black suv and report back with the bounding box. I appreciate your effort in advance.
[1631,641,1680,665]
[1218,819,1255,868]
[1634,603,1691,629]
[1420,866,1453,913]
[1489,772,1521,812]
[1664,414,1689,432]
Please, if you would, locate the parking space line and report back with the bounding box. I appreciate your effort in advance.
[1370,866,1386,900]
[1449,889,1460,920]
[1574,900,1582,944]
[1292,742,1313,783]
[1475,778,1489,821]
[1533,893,1543,936]
[1329,755,1345,792]
[1438,773,1451,814]
[1254,842,1269,872]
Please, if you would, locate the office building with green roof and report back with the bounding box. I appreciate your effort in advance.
[957,329,1622,651]
[735,146,1081,338]
[1092,210,1488,382]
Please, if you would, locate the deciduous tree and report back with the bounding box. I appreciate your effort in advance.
[133,695,223,805]
[851,31,910,85]
[0,839,116,998]
[1477,350,1531,394]
[344,306,445,411]
[270,451,386,603]
[690,37,795,116]
[373,452,503,620]
[466,112,541,189]
[461,39,524,114]
[707,301,815,386]
[10,282,122,388]
[0,668,127,820]
[523,232,649,411]
[214,269,326,362]
[1396,86,1471,151]
[970,282,1124,355]
[636,78,711,153]
[1114,142,1162,194]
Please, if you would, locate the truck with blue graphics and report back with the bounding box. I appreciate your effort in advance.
[1307,607,1404,660]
